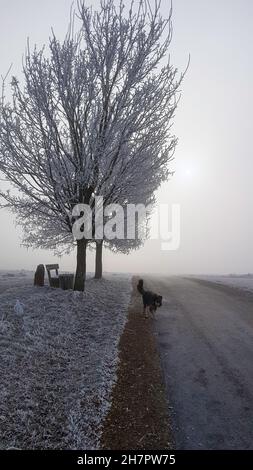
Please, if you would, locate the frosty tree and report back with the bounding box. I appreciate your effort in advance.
[80,0,183,278]
[0,0,183,291]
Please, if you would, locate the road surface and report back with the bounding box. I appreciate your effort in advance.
[144,275,253,450]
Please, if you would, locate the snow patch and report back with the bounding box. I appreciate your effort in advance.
[191,274,253,294]
[0,274,132,449]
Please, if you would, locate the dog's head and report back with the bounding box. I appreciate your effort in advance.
[155,295,162,308]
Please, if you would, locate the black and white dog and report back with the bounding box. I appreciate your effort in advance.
[137,279,162,316]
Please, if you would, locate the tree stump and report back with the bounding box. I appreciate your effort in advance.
[59,274,74,290]
[34,264,45,287]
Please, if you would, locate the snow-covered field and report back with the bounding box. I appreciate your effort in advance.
[0,270,34,294]
[0,272,131,449]
[191,274,253,294]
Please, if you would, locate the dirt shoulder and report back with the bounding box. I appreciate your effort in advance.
[101,276,173,450]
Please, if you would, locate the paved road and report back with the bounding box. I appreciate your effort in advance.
[144,276,253,450]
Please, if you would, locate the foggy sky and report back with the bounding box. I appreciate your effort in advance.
[0,0,252,275]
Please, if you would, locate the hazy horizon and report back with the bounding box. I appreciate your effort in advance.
[0,0,252,275]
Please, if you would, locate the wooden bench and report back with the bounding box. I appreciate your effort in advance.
[45,264,60,288]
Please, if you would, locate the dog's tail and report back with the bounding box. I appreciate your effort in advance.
[137,279,144,295]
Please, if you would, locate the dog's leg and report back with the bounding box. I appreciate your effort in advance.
[144,306,150,319]
[143,305,149,318]
[149,305,156,319]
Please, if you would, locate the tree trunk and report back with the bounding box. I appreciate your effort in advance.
[74,238,87,291]
[94,240,103,279]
